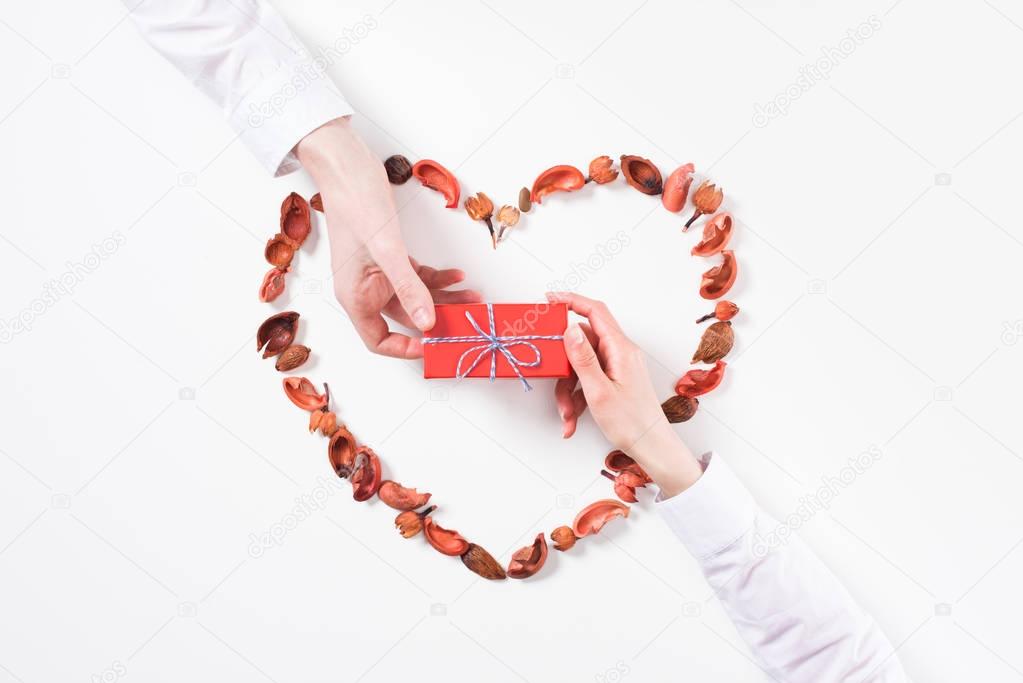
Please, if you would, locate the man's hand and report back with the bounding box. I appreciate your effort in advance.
[297,118,481,358]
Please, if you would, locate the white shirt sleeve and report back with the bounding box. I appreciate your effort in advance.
[124,0,354,176]
[656,452,909,682]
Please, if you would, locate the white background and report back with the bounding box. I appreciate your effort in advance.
[2,1,1022,681]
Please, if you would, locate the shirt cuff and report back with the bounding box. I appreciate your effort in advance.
[228,59,354,177]
[654,451,757,560]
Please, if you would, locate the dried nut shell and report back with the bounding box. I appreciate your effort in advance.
[691,212,733,257]
[507,533,548,579]
[328,426,358,477]
[691,321,734,364]
[699,251,738,300]
[318,411,339,437]
[530,165,586,204]
[662,395,699,423]
[310,193,323,212]
[551,526,577,551]
[423,517,470,556]
[603,450,651,482]
[412,159,460,208]
[257,311,299,358]
[518,186,532,212]
[384,154,413,184]
[377,480,432,511]
[620,155,663,195]
[572,499,630,538]
[258,267,287,302]
[283,377,327,411]
[662,163,695,212]
[265,233,295,268]
[460,544,507,580]
[587,155,619,184]
[675,360,727,398]
[275,344,310,372]
[280,192,311,247]
[350,447,382,501]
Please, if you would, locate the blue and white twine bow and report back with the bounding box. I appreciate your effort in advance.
[422,303,564,391]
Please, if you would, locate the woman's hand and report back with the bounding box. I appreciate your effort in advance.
[297,118,481,358]
[548,291,703,497]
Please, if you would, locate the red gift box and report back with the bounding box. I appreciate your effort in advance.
[423,303,570,385]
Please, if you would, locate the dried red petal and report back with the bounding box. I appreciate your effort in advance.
[350,447,382,501]
[280,192,311,247]
[423,517,470,556]
[258,267,287,302]
[675,360,727,398]
[507,533,548,579]
[572,500,630,537]
[662,163,694,212]
[282,377,327,411]
[699,250,738,300]
[377,480,432,511]
[412,159,460,208]
[530,165,586,204]
[328,427,358,477]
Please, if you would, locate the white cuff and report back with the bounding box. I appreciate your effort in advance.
[654,452,757,560]
[229,59,354,177]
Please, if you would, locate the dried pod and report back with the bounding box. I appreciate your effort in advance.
[691,321,734,364]
[275,344,310,372]
[530,165,586,204]
[662,163,695,212]
[662,395,699,423]
[423,517,470,556]
[309,409,324,433]
[350,447,382,501]
[572,500,630,538]
[518,186,532,212]
[603,450,651,482]
[412,159,460,208]
[496,205,520,243]
[507,533,548,579]
[318,411,339,437]
[587,155,619,184]
[328,426,358,477]
[377,480,432,511]
[696,300,739,324]
[460,544,507,580]
[684,180,724,230]
[691,212,733,256]
[384,154,413,184]
[620,155,663,195]
[601,469,648,503]
[283,377,327,411]
[310,193,323,212]
[258,267,287,302]
[257,311,299,358]
[700,250,738,300]
[551,526,577,552]
[280,192,312,247]
[464,192,496,248]
[264,233,295,268]
[395,507,435,538]
[675,360,727,398]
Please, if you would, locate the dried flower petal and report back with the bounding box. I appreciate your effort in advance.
[662,163,695,212]
[328,426,358,477]
[620,155,663,195]
[587,155,619,184]
[258,267,287,302]
[601,469,648,503]
[460,544,507,580]
[675,360,727,398]
[384,154,413,184]
[464,192,496,248]
[264,233,295,268]
[603,450,651,482]
[377,480,432,511]
[280,192,311,246]
[507,533,548,579]
[530,165,586,204]
[551,526,577,551]
[283,377,327,411]
[318,411,339,437]
[275,344,310,372]
[350,447,382,501]
[395,507,434,538]
[684,181,724,230]
[257,311,299,358]
[423,517,470,556]
[309,409,324,433]
[662,395,699,423]
[496,205,520,227]
[691,321,734,364]
[572,500,629,538]
[310,193,323,212]
[412,159,460,208]
[696,300,739,324]
[518,186,532,212]
[700,250,738,300]
[691,212,733,256]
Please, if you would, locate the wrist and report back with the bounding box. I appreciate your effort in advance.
[626,420,702,498]
[295,116,360,179]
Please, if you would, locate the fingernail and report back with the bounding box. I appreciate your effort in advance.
[412,308,431,330]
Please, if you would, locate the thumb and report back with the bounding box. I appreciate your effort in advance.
[563,324,611,397]
[374,245,435,331]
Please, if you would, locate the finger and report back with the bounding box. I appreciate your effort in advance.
[382,288,483,327]
[353,311,424,359]
[554,375,578,435]
[417,265,467,290]
[562,323,612,399]
[371,242,435,331]
[545,291,625,340]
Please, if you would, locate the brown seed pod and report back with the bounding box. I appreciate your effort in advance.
[275,344,310,372]
[377,480,432,511]
[691,321,734,364]
[310,193,323,212]
[696,300,739,324]
[258,266,287,303]
[620,155,663,195]
[395,506,435,539]
[282,377,327,411]
[587,155,619,184]
[384,154,413,184]
[280,192,311,247]
[318,411,339,437]
[460,544,507,580]
[662,395,699,423]
[518,186,532,212]
[551,526,577,551]
[257,311,299,358]
[507,533,548,579]
[350,447,382,502]
[327,426,358,478]
[264,233,295,268]
[309,409,324,433]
